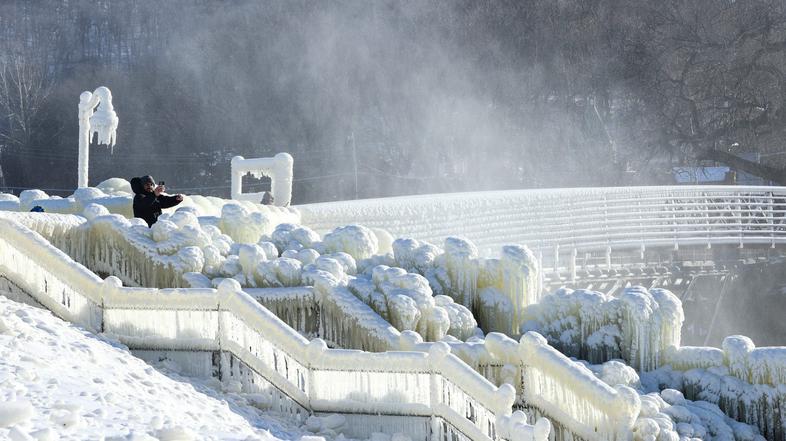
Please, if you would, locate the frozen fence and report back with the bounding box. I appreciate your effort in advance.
[0,217,549,441]
[517,332,640,441]
[662,336,786,440]
[298,185,786,263]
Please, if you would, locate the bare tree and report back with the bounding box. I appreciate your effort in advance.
[0,52,53,151]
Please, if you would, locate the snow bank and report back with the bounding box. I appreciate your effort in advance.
[0,295,299,440]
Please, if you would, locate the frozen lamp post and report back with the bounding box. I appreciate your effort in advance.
[77,86,118,188]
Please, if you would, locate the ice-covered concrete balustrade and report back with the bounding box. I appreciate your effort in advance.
[307,278,642,441]
[298,185,786,262]
[28,207,654,439]
[0,217,549,441]
[0,179,301,223]
[5,203,299,289]
[654,337,786,440]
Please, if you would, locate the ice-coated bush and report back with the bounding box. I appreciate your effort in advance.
[323,224,378,260]
[82,203,110,221]
[345,264,481,342]
[255,257,303,287]
[219,202,271,244]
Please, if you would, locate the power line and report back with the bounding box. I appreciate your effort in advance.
[0,149,215,165]
[168,171,360,192]
[359,165,430,180]
[0,186,74,192]
[294,172,357,182]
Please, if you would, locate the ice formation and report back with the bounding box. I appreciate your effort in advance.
[230,152,294,206]
[389,236,540,335]
[6,182,786,441]
[522,286,684,371]
[627,334,786,440]
[0,213,554,441]
[345,265,475,342]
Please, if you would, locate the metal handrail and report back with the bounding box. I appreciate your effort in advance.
[298,186,786,260]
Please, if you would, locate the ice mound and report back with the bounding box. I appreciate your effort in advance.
[346,264,480,342]
[96,177,132,195]
[522,286,683,371]
[323,224,379,260]
[389,236,539,335]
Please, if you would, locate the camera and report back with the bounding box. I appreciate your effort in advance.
[159,181,165,186]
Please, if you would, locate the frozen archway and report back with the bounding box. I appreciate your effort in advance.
[230,152,293,206]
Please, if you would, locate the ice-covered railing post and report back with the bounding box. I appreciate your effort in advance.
[231,153,293,206]
[77,87,118,188]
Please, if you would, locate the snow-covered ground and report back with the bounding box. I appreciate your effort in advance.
[0,294,304,441]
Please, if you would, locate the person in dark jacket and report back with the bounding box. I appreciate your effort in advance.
[260,191,274,205]
[130,175,183,227]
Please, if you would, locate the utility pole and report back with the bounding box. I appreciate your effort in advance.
[350,131,358,199]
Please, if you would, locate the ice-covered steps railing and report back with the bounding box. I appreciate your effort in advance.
[306,278,642,441]
[650,336,786,440]
[0,217,549,441]
[297,185,786,264]
[246,287,319,338]
[0,211,87,252]
[0,215,103,331]
[485,332,640,441]
[69,215,194,288]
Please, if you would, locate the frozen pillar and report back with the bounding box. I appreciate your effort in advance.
[230,152,294,206]
[77,87,118,188]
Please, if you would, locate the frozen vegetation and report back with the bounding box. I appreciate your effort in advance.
[2,181,786,440]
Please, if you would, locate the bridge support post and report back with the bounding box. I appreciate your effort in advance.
[570,248,577,283]
[605,246,612,271]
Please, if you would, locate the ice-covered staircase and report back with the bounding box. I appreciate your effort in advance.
[0,212,650,441]
[0,216,552,441]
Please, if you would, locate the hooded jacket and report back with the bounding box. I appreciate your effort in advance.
[130,176,182,227]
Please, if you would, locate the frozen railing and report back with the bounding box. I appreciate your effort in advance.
[516,332,639,441]
[68,216,186,288]
[304,279,641,441]
[298,185,786,263]
[661,337,786,440]
[666,336,786,385]
[0,216,103,331]
[0,217,549,441]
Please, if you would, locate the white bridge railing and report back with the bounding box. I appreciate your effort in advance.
[298,185,786,265]
[0,217,549,441]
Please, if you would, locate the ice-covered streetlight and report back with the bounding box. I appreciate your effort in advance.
[77,86,118,188]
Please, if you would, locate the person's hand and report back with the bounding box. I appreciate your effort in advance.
[175,194,184,202]
[154,185,165,196]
